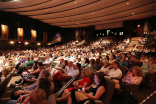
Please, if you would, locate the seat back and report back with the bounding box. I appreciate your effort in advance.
[48,82,55,96]
[119,65,127,79]
[90,70,96,84]
[47,94,56,104]
[0,78,7,97]
[100,77,115,104]
[116,59,121,63]
[0,73,13,97]
[125,60,130,68]
[123,83,140,95]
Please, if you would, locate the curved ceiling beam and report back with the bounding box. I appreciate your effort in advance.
[41,0,154,24]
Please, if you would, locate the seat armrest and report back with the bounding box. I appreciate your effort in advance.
[28,79,36,85]
[84,100,104,104]
[95,100,104,104]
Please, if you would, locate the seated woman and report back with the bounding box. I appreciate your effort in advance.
[86,59,95,69]
[7,77,51,104]
[16,62,43,86]
[0,68,9,81]
[97,60,110,74]
[56,72,105,104]
[113,66,143,89]
[109,54,117,64]
[30,62,43,78]
[24,88,47,104]
[81,58,89,68]
[61,69,91,97]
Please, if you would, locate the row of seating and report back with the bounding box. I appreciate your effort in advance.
[0,68,15,97]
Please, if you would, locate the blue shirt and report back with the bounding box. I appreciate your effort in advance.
[20,59,26,63]
[119,61,128,68]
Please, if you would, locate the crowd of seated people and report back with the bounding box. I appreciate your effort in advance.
[131,36,156,53]
[0,36,155,104]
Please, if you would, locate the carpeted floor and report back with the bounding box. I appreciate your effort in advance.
[0,76,156,104]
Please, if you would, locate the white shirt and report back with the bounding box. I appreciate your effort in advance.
[97,66,109,74]
[140,59,149,63]
[44,58,52,64]
[108,68,122,79]
[68,69,79,78]
[66,66,74,74]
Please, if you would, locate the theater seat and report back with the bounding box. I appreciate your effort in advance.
[0,72,13,97]
[145,73,156,86]
[47,94,56,104]
[84,77,115,104]
[25,66,32,71]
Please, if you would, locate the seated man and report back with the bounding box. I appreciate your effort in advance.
[53,61,80,86]
[107,61,122,79]
[141,56,156,76]
[17,57,34,74]
[119,55,128,68]
[130,55,143,68]
[43,54,52,64]
[140,54,149,64]
[116,53,122,60]
[50,58,65,76]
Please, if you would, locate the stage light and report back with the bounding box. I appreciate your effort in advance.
[25,42,28,45]
[10,41,14,44]
[18,41,21,43]
[137,25,140,27]
[37,43,41,45]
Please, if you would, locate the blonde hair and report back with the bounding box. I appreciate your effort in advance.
[29,88,47,104]
[133,66,143,77]
[104,60,109,66]
[81,68,91,78]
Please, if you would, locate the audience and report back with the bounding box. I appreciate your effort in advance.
[107,61,122,79]
[0,36,155,104]
[56,72,105,104]
[141,56,156,76]
[119,55,128,68]
[113,66,143,89]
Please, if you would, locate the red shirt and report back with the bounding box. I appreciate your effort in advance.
[80,77,91,87]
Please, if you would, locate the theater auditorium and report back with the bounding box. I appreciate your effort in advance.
[0,0,156,104]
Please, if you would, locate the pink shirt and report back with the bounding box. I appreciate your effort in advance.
[122,75,142,85]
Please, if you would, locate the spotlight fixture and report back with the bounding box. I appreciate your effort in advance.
[127,3,129,4]
[132,13,134,14]
[10,41,14,44]
[25,42,29,45]
[37,43,41,45]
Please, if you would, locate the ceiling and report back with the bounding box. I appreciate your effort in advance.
[0,0,156,28]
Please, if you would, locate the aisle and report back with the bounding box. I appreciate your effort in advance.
[124,37,141,52]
